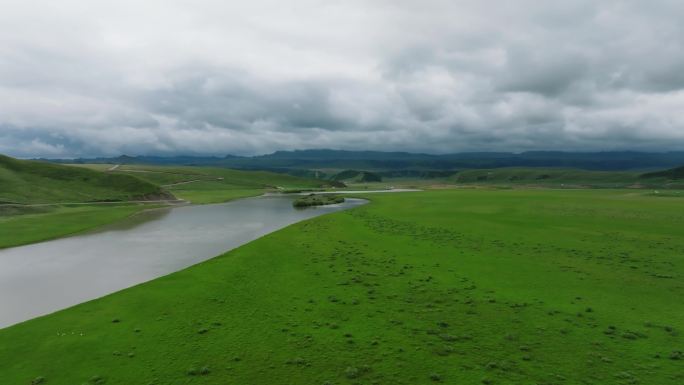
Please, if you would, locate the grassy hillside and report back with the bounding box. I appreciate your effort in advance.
[451,167,647,188]
[110,165,328,187]
[105,164,336,203]
[641,165,684,180]
[0,155,166,204]
[331,170,383,183]
[1,189,681,384]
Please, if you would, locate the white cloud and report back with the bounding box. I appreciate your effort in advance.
[0,0,683,157]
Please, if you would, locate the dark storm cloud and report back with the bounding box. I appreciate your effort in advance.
[139,69,354,132]
[0,0,683,157]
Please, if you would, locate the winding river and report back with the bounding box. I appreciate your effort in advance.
[0,195,367,328]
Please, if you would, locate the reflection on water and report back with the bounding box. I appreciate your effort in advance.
[0,196,366,328]
[94,206,173,232]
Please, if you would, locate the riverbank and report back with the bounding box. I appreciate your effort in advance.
[0,158,339,250]
[0,188,414,250]
[1,189,681,384]
[0,196,368,327]
[0,190,259,250]
[0,204,163,249]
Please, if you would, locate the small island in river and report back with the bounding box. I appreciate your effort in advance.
[293,193,345,208]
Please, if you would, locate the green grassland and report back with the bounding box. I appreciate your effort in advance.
[307,166,684,191]
[69,164,119,172]
[0,204,157,249]
[0,156,166,204]
[103,164,335,204]
[330,170,383,183]
[108,164,332,187]
[449,167,683,188]
[169,187,265,204]
[324,166,684,191]
[1,189,681,384]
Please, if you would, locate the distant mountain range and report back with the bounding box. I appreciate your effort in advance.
[41,149,684,173]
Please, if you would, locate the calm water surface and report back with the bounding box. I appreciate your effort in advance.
[0,196,366,328]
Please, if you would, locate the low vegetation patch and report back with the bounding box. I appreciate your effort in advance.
[292,194,345,208]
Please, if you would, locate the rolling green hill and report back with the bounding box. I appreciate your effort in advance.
[0,155,168,204]
[451,167,648,188]
[641,165,684,180]
[109,164,331,187]
[103,164,338,203]
[331,169,383,183]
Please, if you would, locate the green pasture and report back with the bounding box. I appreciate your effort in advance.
[1,189,681,384]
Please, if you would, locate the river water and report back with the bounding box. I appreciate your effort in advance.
[0,195,367,328]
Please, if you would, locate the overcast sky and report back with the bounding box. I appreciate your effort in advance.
[1,0,683,157]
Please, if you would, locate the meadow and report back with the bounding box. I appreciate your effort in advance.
[449,167,684,189]
[0,155,165,204]
[0,189,681,384]
[99,164,333,204]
